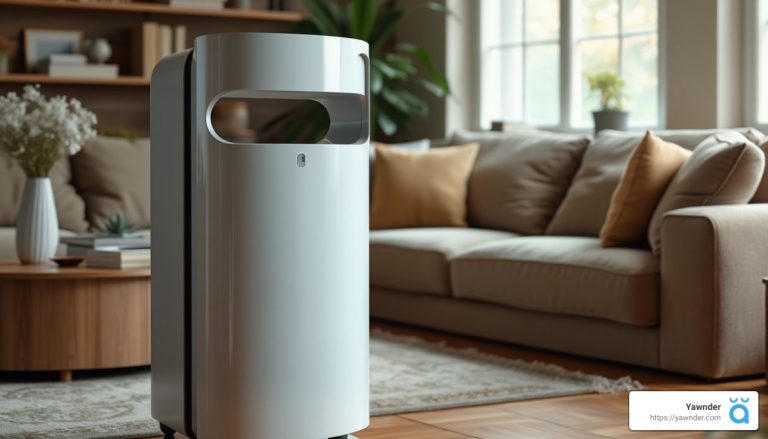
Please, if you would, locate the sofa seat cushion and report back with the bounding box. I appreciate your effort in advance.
[370,227,517,295]
[451,236,660,325]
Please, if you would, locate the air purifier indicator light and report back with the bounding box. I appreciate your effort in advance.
[297,153,306,167]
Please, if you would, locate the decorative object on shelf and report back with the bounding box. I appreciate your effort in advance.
[0,36,16,75]
[0,85,97,264]
[268,0,289,10]
[267,0,450,140]
[230,0,251,10]
[103,212,135,237]
[23,29,83,72]
[587,71,628,135]
[83,37,112,64]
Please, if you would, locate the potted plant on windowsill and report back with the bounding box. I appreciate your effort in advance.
[587,71,627,134]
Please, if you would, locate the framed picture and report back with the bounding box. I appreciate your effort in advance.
[24,29,83,72]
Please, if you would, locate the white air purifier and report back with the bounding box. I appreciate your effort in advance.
[150,33,370,439]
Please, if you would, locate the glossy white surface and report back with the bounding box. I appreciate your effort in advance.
[191,33,370,438]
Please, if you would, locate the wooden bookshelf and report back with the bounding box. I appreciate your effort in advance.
[0,73,151,86]
[0,0,304,21]
[0,0,303,134]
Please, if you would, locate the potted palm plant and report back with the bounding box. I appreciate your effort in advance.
[264,0,450,141]
[587,71,627,134]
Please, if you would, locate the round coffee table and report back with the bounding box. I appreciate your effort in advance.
[0,260,151,381]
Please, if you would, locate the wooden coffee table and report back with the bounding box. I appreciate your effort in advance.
[0,260,150,381]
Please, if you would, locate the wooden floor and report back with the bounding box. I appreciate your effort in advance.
[156,321,767,439]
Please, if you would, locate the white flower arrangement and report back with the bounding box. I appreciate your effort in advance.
[0,85,97,177]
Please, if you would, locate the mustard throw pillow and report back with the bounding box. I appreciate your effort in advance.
[600,131,691,247]
[370,143,479,229]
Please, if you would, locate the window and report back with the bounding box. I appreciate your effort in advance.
[755,0,768,126]
[479,0,660,130]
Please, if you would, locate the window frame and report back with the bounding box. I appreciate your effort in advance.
[745,0,768,132]
[478,0,666,132]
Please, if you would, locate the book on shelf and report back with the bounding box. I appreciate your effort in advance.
[85,249,151,269]
[132,21,158,77]
[166,0,226,8]
[174,25,187,53]
[158,25,173,60]
[44,54,88,66]
[132,22,189,76]
[43,63,119,79]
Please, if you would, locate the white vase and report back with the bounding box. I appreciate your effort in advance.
[16,178,59,264]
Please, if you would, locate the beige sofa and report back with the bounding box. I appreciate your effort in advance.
[370,128,768,379]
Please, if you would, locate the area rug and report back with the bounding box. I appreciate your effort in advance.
[0,331,641,439]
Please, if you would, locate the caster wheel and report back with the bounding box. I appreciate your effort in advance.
[159,423,175,439]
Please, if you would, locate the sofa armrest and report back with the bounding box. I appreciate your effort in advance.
[661,204,768,378]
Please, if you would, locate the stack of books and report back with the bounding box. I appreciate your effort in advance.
[40,54,119,79]
[159,0,226,9]
[132,22,188,77]
[85,249,151,269]
[61,235,151,256]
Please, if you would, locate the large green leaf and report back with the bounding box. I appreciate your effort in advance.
[368,9,405,53]
[303,0,341,36]
[383,53,417,75]
[350,0,382,40]
[398,43,451,95]
[372,57,408,79]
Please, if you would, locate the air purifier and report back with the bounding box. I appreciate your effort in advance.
[150,33,370,439]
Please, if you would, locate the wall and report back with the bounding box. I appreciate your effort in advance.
[393,0,448,141]
[664,0,744,129]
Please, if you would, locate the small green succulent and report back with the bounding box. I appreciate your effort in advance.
[103,213,134,237]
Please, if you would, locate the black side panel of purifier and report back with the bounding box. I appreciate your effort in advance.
[182,50,196,439]
[150,49,194,437]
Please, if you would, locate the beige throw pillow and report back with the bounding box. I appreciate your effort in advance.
[0,154,88,232]
[370,143,479,230]
[71,136,150,231]
[600,132,691,247]
[452,131,589,235]
[752,137,768,202]
[648,133,765,254]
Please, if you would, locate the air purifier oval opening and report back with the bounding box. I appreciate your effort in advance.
[208,97,332,144]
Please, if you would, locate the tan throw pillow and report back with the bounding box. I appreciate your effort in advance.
[452,130,589,235]
[599,132,691,248]
[370,143,479,229]
[648,132,766,254]
[71,136,150,231]
[0,154,88,232]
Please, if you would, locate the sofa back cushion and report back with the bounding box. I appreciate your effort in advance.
[547,128,766,237]
[0,154,88,232]
[753,137,768,202]
[452,130,589,235]
[647,132,765,253]
[71,136,150,232]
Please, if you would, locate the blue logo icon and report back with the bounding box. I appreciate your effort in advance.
[729,397,750,424]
